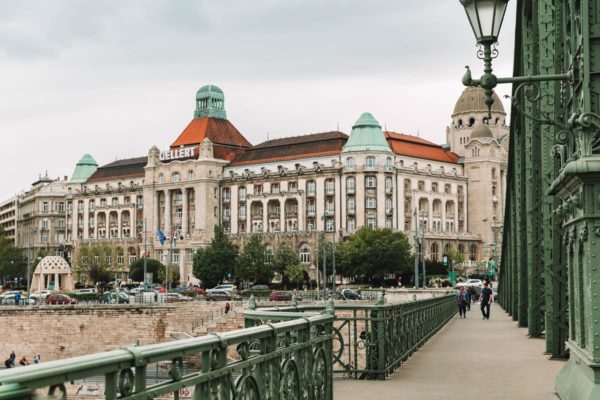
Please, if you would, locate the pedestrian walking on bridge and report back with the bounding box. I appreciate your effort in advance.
[456,286,468,318]
[480,281,493,320]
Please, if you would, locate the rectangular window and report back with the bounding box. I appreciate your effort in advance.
[171,250,180,264]
[347,197,355,212]
[239,187,247,200]
[366,197,376,209]
[347,218,356,232]
[254,185,263,195]
[271,184,280,194]
[57,202,65,212]
[176,208,183,218]
[58,219,65,228]
[41,232,48,243]
[326,218,335,232]
[100,198,107,207]
[188,251,194,263]
[367,218,376,229]
[307,181,316,195]
[366,156,376,169]
[325,179,335,194]
[42,202,49,212]
[385,218,392,229]
[365,176,376,188]
[42,219,49,228]
[239,205,246,217]
[112,198,118,206]
[288,181,297,192]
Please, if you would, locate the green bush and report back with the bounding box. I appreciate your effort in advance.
[240,289,272,297]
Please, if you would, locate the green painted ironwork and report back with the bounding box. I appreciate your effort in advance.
[246,294,456,380]
[0,305,335,400]
[467,0,600,397]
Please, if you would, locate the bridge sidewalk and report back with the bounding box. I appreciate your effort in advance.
[333,303,565,400]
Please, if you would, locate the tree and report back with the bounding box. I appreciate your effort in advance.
[129,258,164,284]
[74,243,120,288]
[158,264,180,286]
[273,244,303,288]
[193,225,238,288]
[0,228,27,286]
[236,234,272,284]
[336,227,412,285]
[284,263,304,287]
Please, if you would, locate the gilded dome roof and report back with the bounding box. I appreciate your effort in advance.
[470,121,493,139]
[453,87,505,116]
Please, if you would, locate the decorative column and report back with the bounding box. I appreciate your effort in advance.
[179,249,186,284]
[83,200,89,240]
[54,273,59,290]
[94,211,99,239]
[164,190,172,234]
[182,188,189,236]
[154,191,161,231]
[117,211,122,239]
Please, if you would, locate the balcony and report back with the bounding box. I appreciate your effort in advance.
[325,188,335,196]
[223,214,231,221]
[251,212,263,219]
[223,196,231,204]
[347,187,355,195]
[347,208,356,215]
[238,195,247,202]
[384,165,394,172]
[285,211,298,218]
[307,209,316,217]
[325,209,335,216]
[386,208,394,215]
[239,214,247,221]
[385,187,393,194]
[364,163,378,171]
[306,190,316,198]
[344,165,356,172]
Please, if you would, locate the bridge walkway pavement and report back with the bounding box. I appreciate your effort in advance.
[333,303,565,400]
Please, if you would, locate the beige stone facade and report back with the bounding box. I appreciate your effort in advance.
[3,85,509,283]
[0,196,17,245]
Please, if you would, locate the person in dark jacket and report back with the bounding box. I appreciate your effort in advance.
[456,287,468,318]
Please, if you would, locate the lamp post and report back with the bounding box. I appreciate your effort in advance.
[143,218,148,290]
[420,211,427,288]
[413,208,420,289]
[459,0,570,117]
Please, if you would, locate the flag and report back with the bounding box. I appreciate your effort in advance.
[171,225,177,243]
[156,228,166,245]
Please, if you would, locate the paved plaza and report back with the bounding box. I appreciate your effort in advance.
[334,303,565,400]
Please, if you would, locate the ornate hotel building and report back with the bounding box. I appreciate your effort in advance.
[6,84,509,283]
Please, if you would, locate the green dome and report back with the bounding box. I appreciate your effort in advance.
[70,154,98,183]
[194,84,227,119]
[342,112,392,154]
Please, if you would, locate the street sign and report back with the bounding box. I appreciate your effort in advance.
[442,254,449,267]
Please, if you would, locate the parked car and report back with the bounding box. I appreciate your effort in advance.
[99,292,130,304]
[30,290,55,304]
[164,293,193,302]
[340,289,362,300]
[269,291,294,301]
[206,284,235,294]
[0,293,29,305]
[0,290,22,300]
[206,290,233,301]
[466,279,484,288]
[248,284,269,290]
[45,294,78,305]
[76,288,97,294]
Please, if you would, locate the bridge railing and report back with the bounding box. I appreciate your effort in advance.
[245,294,456,380]
[0,305,335,400]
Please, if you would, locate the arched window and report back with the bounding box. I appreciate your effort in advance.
[346,177,356,193]
[346,157,355,169]
[158,173,164,184]
[386,157,393,168]
[430,243,439,261]
[469,117,475,127]
[172,172,180,183]
[458,119,463,127]
[188,170,194,181]
[469,244,477,261]
[365,156,376,169]
[385,176,393,193]
[299,244,311,264]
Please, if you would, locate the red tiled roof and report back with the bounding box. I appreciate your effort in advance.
[170,117,252,149]
[231,131,348,166]
[384,131,459,164]
[87,156,147,183]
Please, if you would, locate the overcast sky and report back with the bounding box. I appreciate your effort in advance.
[0,0,516,200]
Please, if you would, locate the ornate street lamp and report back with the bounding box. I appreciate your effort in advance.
[459,0,570,119]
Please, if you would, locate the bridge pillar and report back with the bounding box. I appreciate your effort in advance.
[551,157,600,399]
